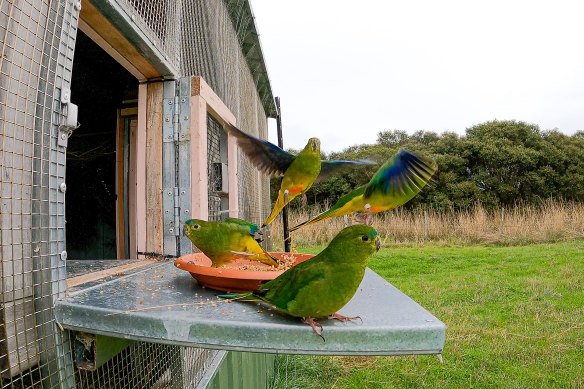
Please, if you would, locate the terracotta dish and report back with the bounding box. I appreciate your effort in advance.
[174,252,314,292]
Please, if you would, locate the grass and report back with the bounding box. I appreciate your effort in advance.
[271,200,584,249]
[272,241,584,388]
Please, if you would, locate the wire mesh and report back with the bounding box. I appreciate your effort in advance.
[117,0,181,69]
[207,113,227,222]
[181,0,272,241]
[74,342,216,389]
[1,0,77,387]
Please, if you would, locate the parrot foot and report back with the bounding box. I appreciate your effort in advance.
[302,317,325,342]
[328,313,363,323]
[301,193,307,207]
[284,189,290,204]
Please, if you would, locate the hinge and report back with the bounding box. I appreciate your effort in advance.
[173,187,180,236]
[172,96,180,141]
[58,87,79,147]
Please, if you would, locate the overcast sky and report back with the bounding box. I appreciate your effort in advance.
[251,0,584,153]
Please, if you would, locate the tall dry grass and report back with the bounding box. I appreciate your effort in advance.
[270,200,584,248]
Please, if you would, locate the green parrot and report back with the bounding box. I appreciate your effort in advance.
[183,218,278,268]
[224,123,375,227]
[219,225,381,340]
[291,149,437,231]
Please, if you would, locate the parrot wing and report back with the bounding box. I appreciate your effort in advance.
[314,160,377,184]
[364,149,437,199]
[289,186,367,231]
[224,218,259,235]
[255,258,328,311]
[224,122,295,176]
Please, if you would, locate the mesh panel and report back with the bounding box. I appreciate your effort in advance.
[1,0,76,386]
[207,113,227,222]
[181,0,270,229]
[74,342,216,389]
[117,0,181,69]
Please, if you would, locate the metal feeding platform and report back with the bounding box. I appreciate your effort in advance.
[56,261,445,356]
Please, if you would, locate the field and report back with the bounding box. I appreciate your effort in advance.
[272,241,584,388]
[271,201,584,249]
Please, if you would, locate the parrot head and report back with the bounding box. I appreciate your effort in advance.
[327,225,381,261]
[304,137,320,153]
[183,219,210,240]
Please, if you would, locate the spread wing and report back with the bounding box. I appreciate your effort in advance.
[224,122,295,176]
[364,149,437,198]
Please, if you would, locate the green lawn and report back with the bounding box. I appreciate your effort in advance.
[273,241,584,388]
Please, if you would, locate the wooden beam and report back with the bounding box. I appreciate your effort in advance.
[190,95,209,220]
[191,76,236,125]
[145,83,164,254]
[136,84,147,258]
[80,0,160,79]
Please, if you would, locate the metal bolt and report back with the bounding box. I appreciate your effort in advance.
[165,210,169,214]
[168,100,173,105]
[181,190,185,195]
[183,115,189,120]
[167,191,172,195]
[169,228,174,233]
[181,98,186,103]
[60,251,67,261]
[131,14,136,21]
[165,117,170,122]
[59,182,67,193]
[74,1,81,10]
[61,133,67,140]
[184,209,190,214]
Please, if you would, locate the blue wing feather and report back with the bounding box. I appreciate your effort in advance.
[225,123,295,176]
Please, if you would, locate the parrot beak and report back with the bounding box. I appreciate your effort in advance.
[312,139,318,151]
[375,236,381,251]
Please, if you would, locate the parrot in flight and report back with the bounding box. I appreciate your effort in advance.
[183,218,278,268]
[219,224,381,340]
[223,123,375,227]
[291,149,437,231]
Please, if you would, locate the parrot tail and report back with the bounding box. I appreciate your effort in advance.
[216,292,258,302]
[262,189,292,227]
[230,251,280,267]
[290,208,337,232]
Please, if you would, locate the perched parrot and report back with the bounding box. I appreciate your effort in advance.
[183,218,278,268]
[223,123,375,227]
[219,224,381,340]
[291,149,437,231]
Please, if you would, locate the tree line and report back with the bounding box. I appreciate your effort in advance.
[273,120,584,211]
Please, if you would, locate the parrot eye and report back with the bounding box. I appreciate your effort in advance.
[361,235,369,242]
[193,224,200,229]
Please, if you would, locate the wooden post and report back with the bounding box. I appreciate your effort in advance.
[276,97,291,252]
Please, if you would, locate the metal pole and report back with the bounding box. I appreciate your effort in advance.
[275,97,291,252]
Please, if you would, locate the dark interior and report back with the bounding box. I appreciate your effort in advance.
[67,30,137,259]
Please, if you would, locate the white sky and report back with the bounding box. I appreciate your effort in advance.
[251,0,584,153]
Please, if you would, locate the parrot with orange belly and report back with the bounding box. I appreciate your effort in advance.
[291,149,437,231]
[223,123,375,227]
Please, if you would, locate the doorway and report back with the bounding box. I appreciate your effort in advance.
[67,30,138,259]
